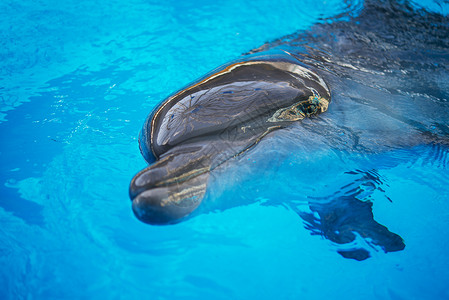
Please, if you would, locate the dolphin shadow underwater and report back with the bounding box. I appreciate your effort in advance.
[129,0,449,260]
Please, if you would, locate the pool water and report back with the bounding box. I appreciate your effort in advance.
[1,0,449,299]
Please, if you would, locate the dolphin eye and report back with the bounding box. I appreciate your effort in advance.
[304,104,317,114]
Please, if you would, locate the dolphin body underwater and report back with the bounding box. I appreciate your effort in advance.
[130,0,449,260]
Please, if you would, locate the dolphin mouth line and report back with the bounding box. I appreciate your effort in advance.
[129,166,210,202]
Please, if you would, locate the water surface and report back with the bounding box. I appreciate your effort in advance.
[1,0,449,299]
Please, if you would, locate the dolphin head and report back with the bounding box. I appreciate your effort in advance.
[129,51,330,225]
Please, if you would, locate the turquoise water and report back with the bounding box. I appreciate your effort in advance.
[1,0,449,299]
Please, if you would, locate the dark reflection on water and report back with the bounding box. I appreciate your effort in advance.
[299,170,405,261]
[301,196,405,260]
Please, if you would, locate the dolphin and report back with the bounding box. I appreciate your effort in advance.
[129,0,449,260]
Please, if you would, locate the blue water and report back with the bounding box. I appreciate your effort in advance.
[1,0,449,299]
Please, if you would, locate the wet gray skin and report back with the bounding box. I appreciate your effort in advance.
[129,52,331,224]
